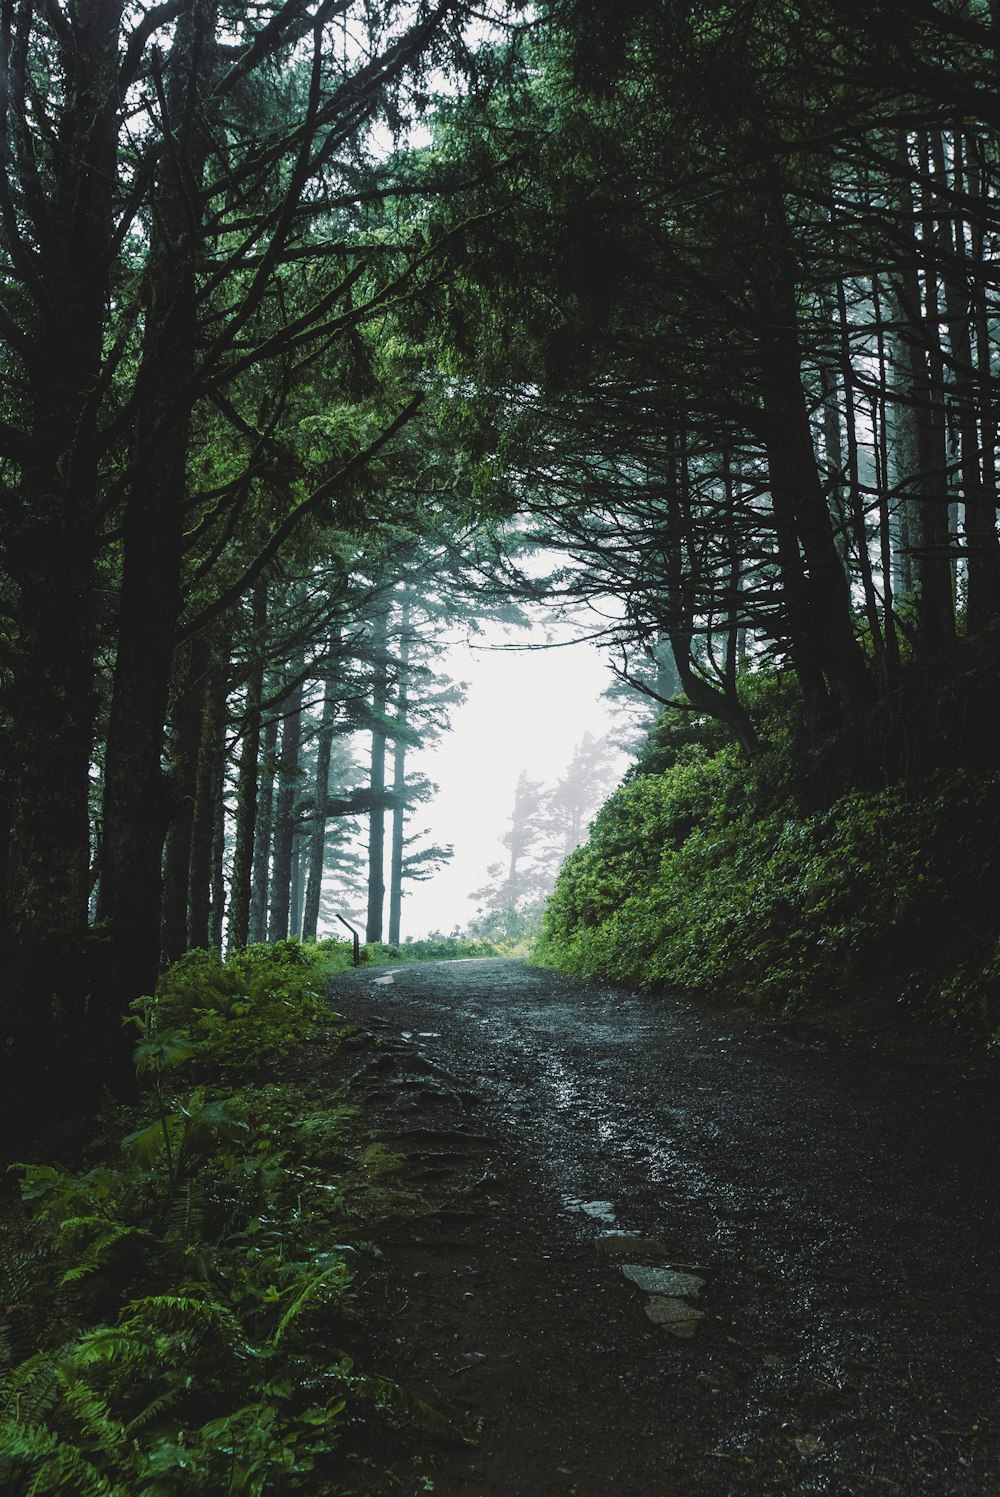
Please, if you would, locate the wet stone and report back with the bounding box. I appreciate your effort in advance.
[792,1433,827,1456]
[564,1198,617,1223]
[622,1265,705,1297]
[644,1296,706,1338]
[595,1234,669,1259]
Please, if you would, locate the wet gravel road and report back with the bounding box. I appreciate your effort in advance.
[330,958,1000,1496]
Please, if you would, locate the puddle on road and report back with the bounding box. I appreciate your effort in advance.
[372,973,396,986]
[563,1196,617,1224]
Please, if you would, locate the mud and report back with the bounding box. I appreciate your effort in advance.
[331,958,1000,1496]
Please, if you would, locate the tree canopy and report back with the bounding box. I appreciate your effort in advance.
[4,0,1000,1121]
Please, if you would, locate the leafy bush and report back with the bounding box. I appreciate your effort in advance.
[0,941,450,1495]
[540,702,1000,1044]
[364,934,515,961]
[147,939,340,1075]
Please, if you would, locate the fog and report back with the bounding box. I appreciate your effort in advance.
[393,625,631,940]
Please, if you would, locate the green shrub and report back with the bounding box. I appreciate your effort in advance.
[540,712,1000,1044]
[0,941,450,1495]
[147,938,358,1075]
[364,934,517,961]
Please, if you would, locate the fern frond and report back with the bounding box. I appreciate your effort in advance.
[122,1384,182,1439]
[0,1349,62,1427]
[352,1373,471,1443]
[55,1217,150,1286]
[65,1325,149,1374]
[271,1262,351,1347]
[0,1228,52,1359]
[161,1180,208,1255]
[56,1369,128,1458]
[121,1291,245,1352]
[0,1414,127,1497]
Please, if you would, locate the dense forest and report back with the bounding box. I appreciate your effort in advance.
[3,0,1000,1106]
[4,0,1000,1488]
[1,0,999,1086]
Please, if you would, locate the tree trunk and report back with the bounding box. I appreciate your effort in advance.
[249,709,279,944]
[754,180,872,718]
[388,597,412,947]
[1,0,123,1110]
[835,267,885,675]
[947,131,1000,629]
[99,0,217,1065]
[268,666,305,942]
[663,432,760,751]
[654,636,680,701]
[970,138,1000,619]
[302,633,341,943]
[289,831,305,941]
[919,133,956,639]
[161,634,211,964]
[189,634,230,951]
[820,362,850,565]
[228,580,268,950]
[871,275,901,676]
[888,131,955,651]
[366,608,390,944]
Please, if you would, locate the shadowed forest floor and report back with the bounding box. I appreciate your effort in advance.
[331,958,1000,1497]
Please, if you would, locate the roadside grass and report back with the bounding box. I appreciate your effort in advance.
[0,939,459,1495]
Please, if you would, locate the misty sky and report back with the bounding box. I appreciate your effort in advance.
[399,623,632,939]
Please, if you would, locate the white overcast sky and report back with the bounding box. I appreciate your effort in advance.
[319,608,638,941]
[396,620,633,939]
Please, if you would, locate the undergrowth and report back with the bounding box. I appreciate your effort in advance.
[0,938,456,1495]
[538,669,1000,1046]
[365,933,524,962]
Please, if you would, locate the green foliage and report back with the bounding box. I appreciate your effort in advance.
[0,941,448,1494]
[147,939,348,1074]
[463,900,548,954]
[540,693,1000,1045]
[362,935,513,962]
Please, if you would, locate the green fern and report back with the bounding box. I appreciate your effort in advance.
[3,941,460,1493]
[1,1417,117,1496]
[271,1261,351,1346]
[353,1373,472,1444]
[0,1365,132,1497]
[55,1217,152,1286]
[58,1325,149,1376]
[120,1290,246,1351]
[162,1180,206,1247]
[0,1349,63,1428]
[0,1229,53,1362]
[121,1384,183,1440]
[56,1372,128,1463]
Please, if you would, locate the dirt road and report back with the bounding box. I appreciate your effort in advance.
[330,958,1000,1496]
